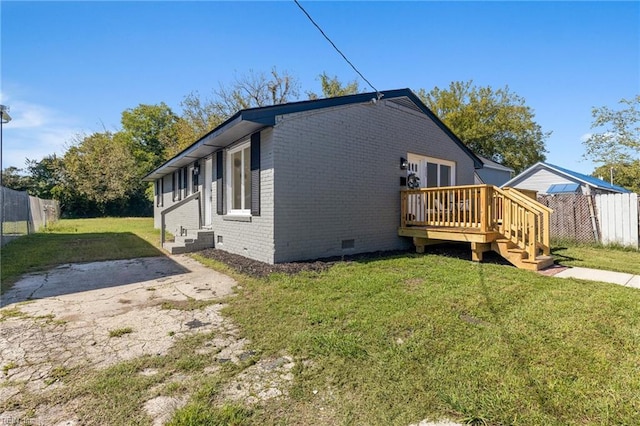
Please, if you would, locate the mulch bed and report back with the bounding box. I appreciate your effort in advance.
[198,248,415,278]
[198,242,511,279]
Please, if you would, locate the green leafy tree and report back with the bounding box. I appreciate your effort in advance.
[592,161,640,193]
[25,155,66,199]
[120,102,180,174]
[63,132,138,214]
[307,72,360,99]
[418,81,549,174]
[583,95,639,176]
[1,166,31,192]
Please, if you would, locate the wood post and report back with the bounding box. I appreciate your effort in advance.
[471,242,491,262]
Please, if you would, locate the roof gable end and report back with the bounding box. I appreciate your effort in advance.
[502,161,631,193]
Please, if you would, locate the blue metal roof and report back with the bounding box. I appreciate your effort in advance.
[547,183,580,194]
[545,162,631,193]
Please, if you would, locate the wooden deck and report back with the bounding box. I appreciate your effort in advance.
[399,185,554,271]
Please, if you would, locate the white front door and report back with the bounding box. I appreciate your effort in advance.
[204,156,213,227]
[406,154,456,223]
[407,153,456,188]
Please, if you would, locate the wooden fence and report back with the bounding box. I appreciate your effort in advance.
[537,192,639,249]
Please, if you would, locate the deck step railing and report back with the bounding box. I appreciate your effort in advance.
[401,184,551,260]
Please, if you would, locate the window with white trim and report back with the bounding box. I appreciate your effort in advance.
[172,170,182,201]
[425,157,455,187]
[155,178,163,207]
[226,141,251,214]
[181,167,188,198]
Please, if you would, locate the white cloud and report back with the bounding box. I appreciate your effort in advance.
[1,96,84,169]
[580,133,592,142]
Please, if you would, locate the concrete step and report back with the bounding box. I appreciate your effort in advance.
[163,242,188,255]
[522,255,555,270]
[164,229,214,254]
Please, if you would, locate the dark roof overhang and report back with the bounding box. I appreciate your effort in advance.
[143,88,483,181]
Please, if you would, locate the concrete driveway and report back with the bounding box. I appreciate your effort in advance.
[0,255,245,424]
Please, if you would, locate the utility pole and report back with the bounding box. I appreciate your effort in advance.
[1,105,13,248]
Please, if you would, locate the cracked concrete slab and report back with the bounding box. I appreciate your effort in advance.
[0,255,240,424]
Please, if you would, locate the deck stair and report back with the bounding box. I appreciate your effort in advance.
[399,184,554,271]
[163,229,214,254]
[491,239,554,271]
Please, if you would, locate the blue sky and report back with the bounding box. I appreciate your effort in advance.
[1,1,638,175]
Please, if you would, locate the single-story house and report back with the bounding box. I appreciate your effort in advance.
[501,162,631,195]
[144,88,484,263]
[474,156,514,186]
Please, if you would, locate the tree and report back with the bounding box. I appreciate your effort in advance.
[174,67,301,155]
[417,81,549,174]
[213,67,300,117]
[120,102,179,174]
[307,72,360,99]
[592,161,640,193]
[582,95,639,165]
[25,155,66,199]
[63,132,139,214]
[171,91,228,158]
[1,166,31,192]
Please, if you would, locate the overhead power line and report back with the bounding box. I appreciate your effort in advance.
[293,0,381,98]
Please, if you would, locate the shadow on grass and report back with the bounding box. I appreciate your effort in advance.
[550,247,581,263]
[1,232,189,306]
[476,263,558,421]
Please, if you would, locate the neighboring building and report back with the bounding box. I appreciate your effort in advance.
[501,162,631,195]
[144,89,483,263]
[474,156,514,186]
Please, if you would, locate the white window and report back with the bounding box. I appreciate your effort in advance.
[425,157,455,187]
[226,141,251,214]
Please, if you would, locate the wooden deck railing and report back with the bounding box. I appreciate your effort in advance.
[497,187,552,256]
[400,184,551,260]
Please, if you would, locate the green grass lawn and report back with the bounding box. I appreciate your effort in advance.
[207,253,640,425]
[0,217,162,293]
[552,242,640,275]
[2,219,639,424]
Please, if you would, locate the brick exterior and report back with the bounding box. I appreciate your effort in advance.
[210,128,276,263]
[153,97,476,264]
[272,99,475,262]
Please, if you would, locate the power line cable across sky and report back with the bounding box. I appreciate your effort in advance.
[293,0,381,97]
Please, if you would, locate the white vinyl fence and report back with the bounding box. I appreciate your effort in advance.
[595,193,639,249]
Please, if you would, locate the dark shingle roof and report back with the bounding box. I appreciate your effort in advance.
[143,89,482,181]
